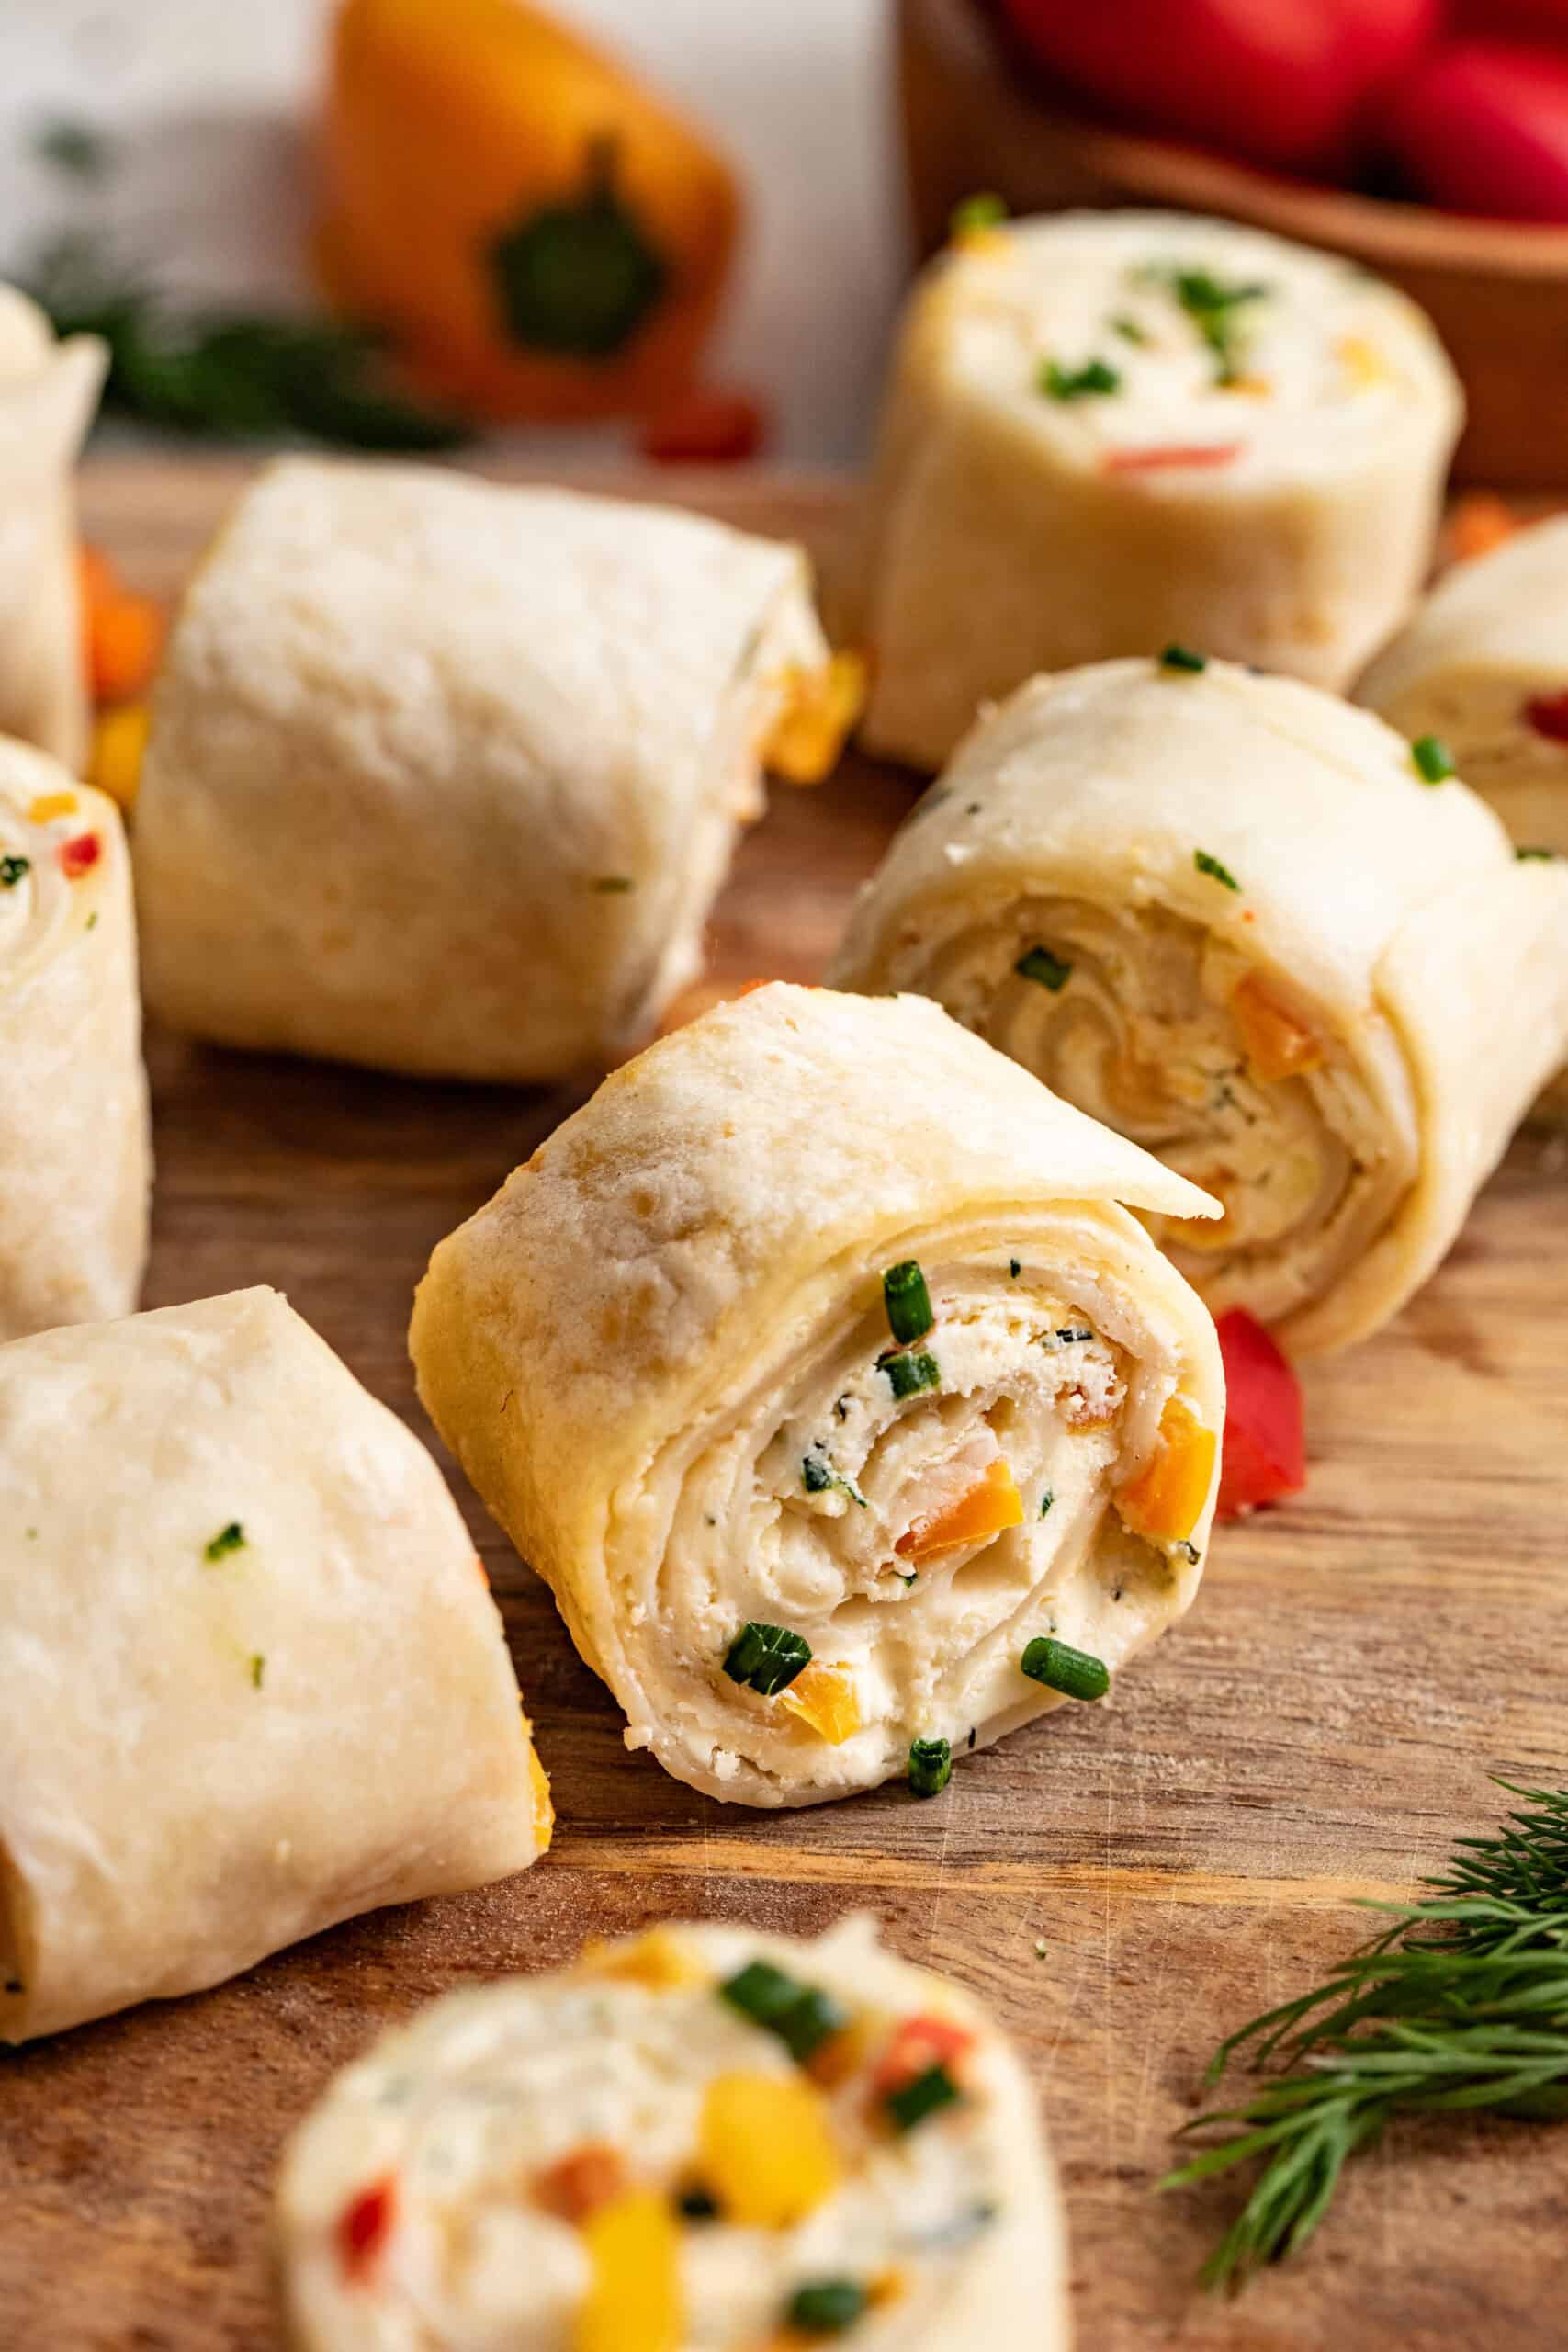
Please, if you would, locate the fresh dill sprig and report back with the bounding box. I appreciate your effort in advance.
[1161,1781,1568,2291]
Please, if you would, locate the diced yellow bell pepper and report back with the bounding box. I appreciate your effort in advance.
[28,791,77,824]
[778,1660,861,1746]
[574,2189,682,2352]
[696,2072,840,2228]
[577,1926,708,1991]
[896,1456,1023,1564]
[1116,1396,1216,1545]
[1230,971,1325,1085]
[88,703,151,814]
[763,651,866,785]
[527,1739,554,1851]
[1337,334,1389,389]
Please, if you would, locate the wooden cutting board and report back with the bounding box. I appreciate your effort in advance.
[4,457,1566,2350]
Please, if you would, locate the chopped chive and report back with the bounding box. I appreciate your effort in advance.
[249,1653,265,1689]
[1111,312,1148,345]
[720,1960,846,2064]
[1411,734,1454,784]
[1517,844,1562,860]
[1159,642,1207,673]
[678,2184,719,2220]
[897,1571,919,1587]
[879,1348,941,1400]
[786,2279,870,2335]
[1174,1539,1201,1565]
[1014,944,1073,992]
[908,1736,953,1799]
[204,1521,246,1562]
[1159,266,1269,380]
[1034,1938,1048,1959]
[1021,1635,1110,1701]
[85,911,98,930]
[591,875,635,893]
[1009,1258,1021,1278]
[1040,355,1121,401]
[1039,1488,1055,1518]
[0,855,30,888]
[723,1622,812,1695]
[882,1259,934,1345]
[802,1442,867,1508]
[886,2062,962,2132]
[950,191,1008,236]
[1194,848,1240,892]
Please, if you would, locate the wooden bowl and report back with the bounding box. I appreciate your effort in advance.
[899,0,1568,484]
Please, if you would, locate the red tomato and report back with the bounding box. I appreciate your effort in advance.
[1214,1309,1306,1521]
[1386,40,1568,221]
[998,0,1440,174]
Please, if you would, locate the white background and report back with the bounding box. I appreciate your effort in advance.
[0,0,908,460]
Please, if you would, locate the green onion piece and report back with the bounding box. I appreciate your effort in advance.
[1159,642,1207,673]
[719,1960,846,2064]
[1021,1636,1110,1702]
[1111,312,1148,345]
[204,1521,246,1562]
[1040,356,1121,401]
[1014,944,1073,992]
[591,875,635,893]
[1517,844,1562,860]
[1040,1487,1055,1518]
[249,1653,265,1689]
[950,191,1008,235]
[908,1736,953,1799]
[886,2062,962,2132]
[1411,734,1454,784]
[0,855,30,888]
[1193,848,1240,892]
[879,1348,942,1400]
[882,1259,934,1345]
[723,1622,812,1695]
[786,2279,871,2335]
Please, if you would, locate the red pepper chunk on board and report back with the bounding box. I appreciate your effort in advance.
[1102,443,1242,475]
[872,2012,976,2099]
[1214,1309,1306,1521]
[336,2175,396,2281]
[1524,689,1568,743]
[58,832,101,880]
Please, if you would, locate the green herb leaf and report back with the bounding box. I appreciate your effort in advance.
[1411,734,1455,784]
[883,1259,934,1346]
[786,2278,871,2334]
[1157,266,1269,381]
[0,855,30,888]
[720,1960,846,2064]
[908,1736,953,1799]
[1194,848,1241,892]
[802,1442,867,1508]
[1111,312,1149,345]
[879,1348,942,1400]
[32,118,113,180]
[1517,845,1563,861]
[1040,1487,1055,1518]
[591,876,635,893]
[950,192,1008,236]
[1160,642,1208,673]
[1015,944,1073,992]
[723,1621,812,1695]
[204,1521,246,1563]
[886,2061,963,2132]
[249,1653,265,1690]
[1021,1636,1110,1701]
[1041,356,1122,401]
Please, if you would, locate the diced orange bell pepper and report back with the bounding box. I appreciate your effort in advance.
[88,703,150,813]
[575,2189,682,2352]
[778,1660,861,1746]
[696,2073,840,2228]
[534,2142,627,2224]
[1116,1396,1217,1545]
[1337,334,1389,389]
[762,651,866,786]
[578,1927,707,1991]
[896,1456,1023,1564]
[79,547,167,706]
[1449,492,1517,564]
[1230,971,1325,1084]
[528,1740,555,1850]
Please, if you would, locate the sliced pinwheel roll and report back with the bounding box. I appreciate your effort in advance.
[831,657,1568,1355]
[0,287,105,770]
[0,739,150,1342]
[848,209,1461,770]
[411,984,1223,1808]
[276,1915,1068,2352]
[134,458,856,1083]
[0,1288,550,2044]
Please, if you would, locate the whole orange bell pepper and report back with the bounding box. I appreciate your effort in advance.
[315,0,741,424]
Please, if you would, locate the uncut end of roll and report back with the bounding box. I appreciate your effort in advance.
[411,982,1223,1809]
[1358,514,1568,1115]
[850,208,1461,770]
[0,737,150,1342]
[133,458,848,1083]
[831,658,1568,1355]
[275,1914,1068,2352]
[0,1287,548,2044]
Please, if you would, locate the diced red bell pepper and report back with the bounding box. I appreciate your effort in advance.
[58,832,101,880]
[1386,40,1568,223]
[1525,688,1568,742]
[638,387,767,465]
[872,2012,976,2098]
[1102,444,1242,475]
[336,2174,396,2280]
[1214,1309,1306,1521]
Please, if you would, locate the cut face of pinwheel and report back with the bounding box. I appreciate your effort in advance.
[0,737,150,1342]
[830,658,1568,1355]
[133,458,852,1083]
[275,1915,1069,2352]
[411,984,1223,1808]
[0,287,106,771]
[0,1288,549,2044]
[848,209,1461,769]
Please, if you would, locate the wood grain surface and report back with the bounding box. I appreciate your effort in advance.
[3,458,1566,2351]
